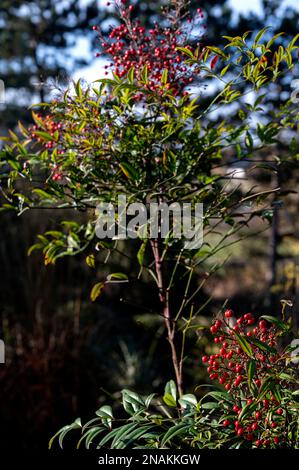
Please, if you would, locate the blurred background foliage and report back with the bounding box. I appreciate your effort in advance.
[0,0,299,449]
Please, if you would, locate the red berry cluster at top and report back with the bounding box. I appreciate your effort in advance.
[93,0,206,97]
[202,309,287,447]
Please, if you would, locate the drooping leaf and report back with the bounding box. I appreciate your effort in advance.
[90,282,105,302]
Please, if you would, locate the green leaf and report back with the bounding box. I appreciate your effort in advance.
[178,394,197,409]
[164,380,177,403]
[80,427,105,449]
[163,393,177,407]
[247,359,256,390]
[90,282,105,302]
[127,67,135,84]
[201,402,220,410]
[48,418,81,449]
[245,131,254,150]
[106,272,128,281]
[238,402,257,422]
[122,389,145,415]
[248,337,277,354]
[96,405,113,429]
[75,79,83,98]
[260,315,288,331]
[176,47,195,59]
[161,423,190,447]
[86,254,95,268]
[253,27,270,48]
[161,68,168,85]
[137,240,147,268]
[32,188,54,200]
[119,162,138,181]
[115,425,155,449]
[35,130,54,142]
[233,331,254,358]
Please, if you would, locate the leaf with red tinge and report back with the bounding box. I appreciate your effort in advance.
[210,55,219,70]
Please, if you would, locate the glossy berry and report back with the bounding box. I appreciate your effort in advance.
[259,320,267,329]
[277,408,283,415]
[251,422,258,431]
[224,309,234,318]
[223,419,231,427]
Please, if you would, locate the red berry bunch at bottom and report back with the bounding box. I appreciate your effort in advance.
[201,310,291,447]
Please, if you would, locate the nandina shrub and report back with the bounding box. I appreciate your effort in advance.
[49,313,298,449]
[1,0,299,449]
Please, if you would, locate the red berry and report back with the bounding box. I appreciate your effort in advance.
[247,399,253,405]
[263,399,269,409]
[274,437,280,444]
[246,433,254,441]
[202,355,209,363]
[255,379,261,387]
[223,419,230,427]
[277,408,283,415]
[271,422,277,428]
[237,428,244,436]
[225,383,231,391]
[259,320,267,329]
[210,325,217,334]
[255,439,262,447]
[244,313,253,321]
[233,405,239,413]
[224,309,233,318]
[251,422,258,431]
[215,320,222,328]
[255,411,262,420]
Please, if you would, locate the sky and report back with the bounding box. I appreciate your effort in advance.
[73,0,299,83]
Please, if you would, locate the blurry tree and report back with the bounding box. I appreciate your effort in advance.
[0,0,100,128]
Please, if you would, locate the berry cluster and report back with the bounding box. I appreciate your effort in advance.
[93,1,206,96]
[202,310,288,447]
[28,115,65,181]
